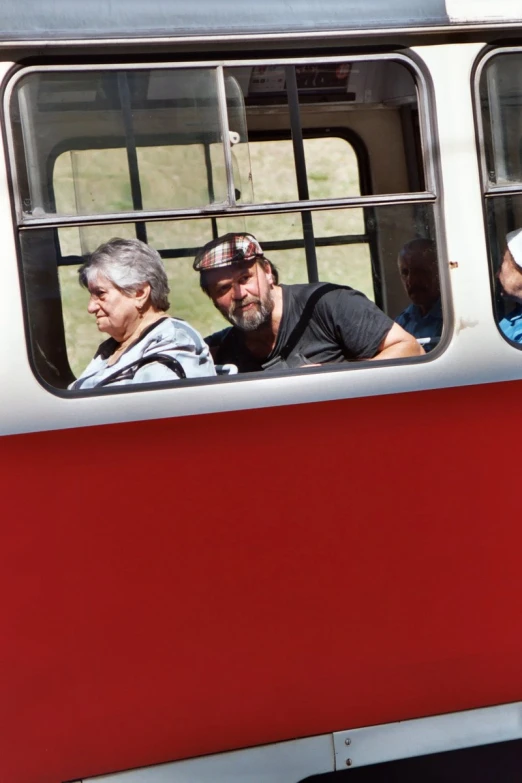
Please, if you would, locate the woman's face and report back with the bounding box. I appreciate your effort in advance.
[87,274,139,341]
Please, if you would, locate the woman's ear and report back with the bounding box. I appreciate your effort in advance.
[134,283,151,310]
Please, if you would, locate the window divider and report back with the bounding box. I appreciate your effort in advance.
[117,72,147,244]
[203,143,219,240]
[216,65,237,207]
[17,192,437,231]
[285,65,319,283]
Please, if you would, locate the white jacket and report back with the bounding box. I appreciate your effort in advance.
[69,317,215,389]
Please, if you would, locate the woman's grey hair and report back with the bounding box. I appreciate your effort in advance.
[79,237,170,310]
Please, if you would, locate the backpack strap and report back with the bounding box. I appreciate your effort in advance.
[279,283,343,361]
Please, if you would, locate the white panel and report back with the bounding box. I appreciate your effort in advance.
[82,701,522,781]
[6,47,522,438]
[411,42,508,397]
[85,735,333,783]
[334,702,522,769]
[446,0,522,23]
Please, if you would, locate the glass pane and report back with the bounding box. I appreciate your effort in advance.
[226,208,302,243]
[137,143,225,211]
[55,148,132,215]
[486,194,522,345]
[316,244,373,300]
[12,67,229,217]
[243,134,364,202]
[365,203,437,320]
[480,52,522,186]
[21,202,439,389]
[248,139,299,203]
[313,206,365,237]
[11,58,425,226]
[225,59,424,199]
[58,223,138,259]
[304,137,361,200]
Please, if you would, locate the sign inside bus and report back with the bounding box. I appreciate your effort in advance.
[248,63,353,95]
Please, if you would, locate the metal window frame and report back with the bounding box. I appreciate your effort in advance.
[117,71,147,243]
[474,46,522,197]
[4,52,437,230]
[3,48,446,402]
[17,192,436,231]
[473,46,522,350]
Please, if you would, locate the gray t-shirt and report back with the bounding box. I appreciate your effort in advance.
[206,283,393,372]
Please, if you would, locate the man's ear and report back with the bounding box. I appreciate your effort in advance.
[262,259,274,285]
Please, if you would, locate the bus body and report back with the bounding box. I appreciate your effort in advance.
[3,2,522,782]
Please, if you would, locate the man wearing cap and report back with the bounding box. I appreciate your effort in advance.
[498,228,522,342]
[194,232,423,372]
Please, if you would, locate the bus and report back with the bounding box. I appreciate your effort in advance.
[3,1,522,781]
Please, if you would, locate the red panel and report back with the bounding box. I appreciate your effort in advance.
[0,380,521,782]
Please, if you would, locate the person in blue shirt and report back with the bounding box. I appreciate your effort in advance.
[395,238,442,352]
[498,228,522,343]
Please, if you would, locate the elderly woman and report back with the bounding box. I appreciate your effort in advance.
[69,237,215,389]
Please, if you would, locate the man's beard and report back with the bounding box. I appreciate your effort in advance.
[222,293,274,331]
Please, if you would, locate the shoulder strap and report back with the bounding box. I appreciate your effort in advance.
[279,283,343,361]
[97,353,186,387]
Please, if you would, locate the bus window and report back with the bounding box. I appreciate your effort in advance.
[7,55,442,391]
[39,203,436,380]
[12,68,236,218]
[478,50,522,345]
[478,52,522,187]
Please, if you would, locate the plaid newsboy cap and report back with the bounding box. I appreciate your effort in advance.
[193,233,264,271]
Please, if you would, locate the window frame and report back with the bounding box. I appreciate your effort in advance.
[474,46,522,348]
[474,46,522,196]
[4,50,443,399]
[5,53,438,227]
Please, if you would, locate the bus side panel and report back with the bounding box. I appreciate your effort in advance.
[0,380,519,783]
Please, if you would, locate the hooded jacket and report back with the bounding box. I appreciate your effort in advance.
[69,316,215,389]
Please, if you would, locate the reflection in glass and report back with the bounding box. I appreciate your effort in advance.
[480,53,522,186]
[14,68,233,216]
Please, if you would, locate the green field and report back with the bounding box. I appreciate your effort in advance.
[56,137,372,376]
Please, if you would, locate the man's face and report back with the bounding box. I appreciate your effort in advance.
[398,251,440,312]
[498,248,522,302]
[204,260,275,331]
